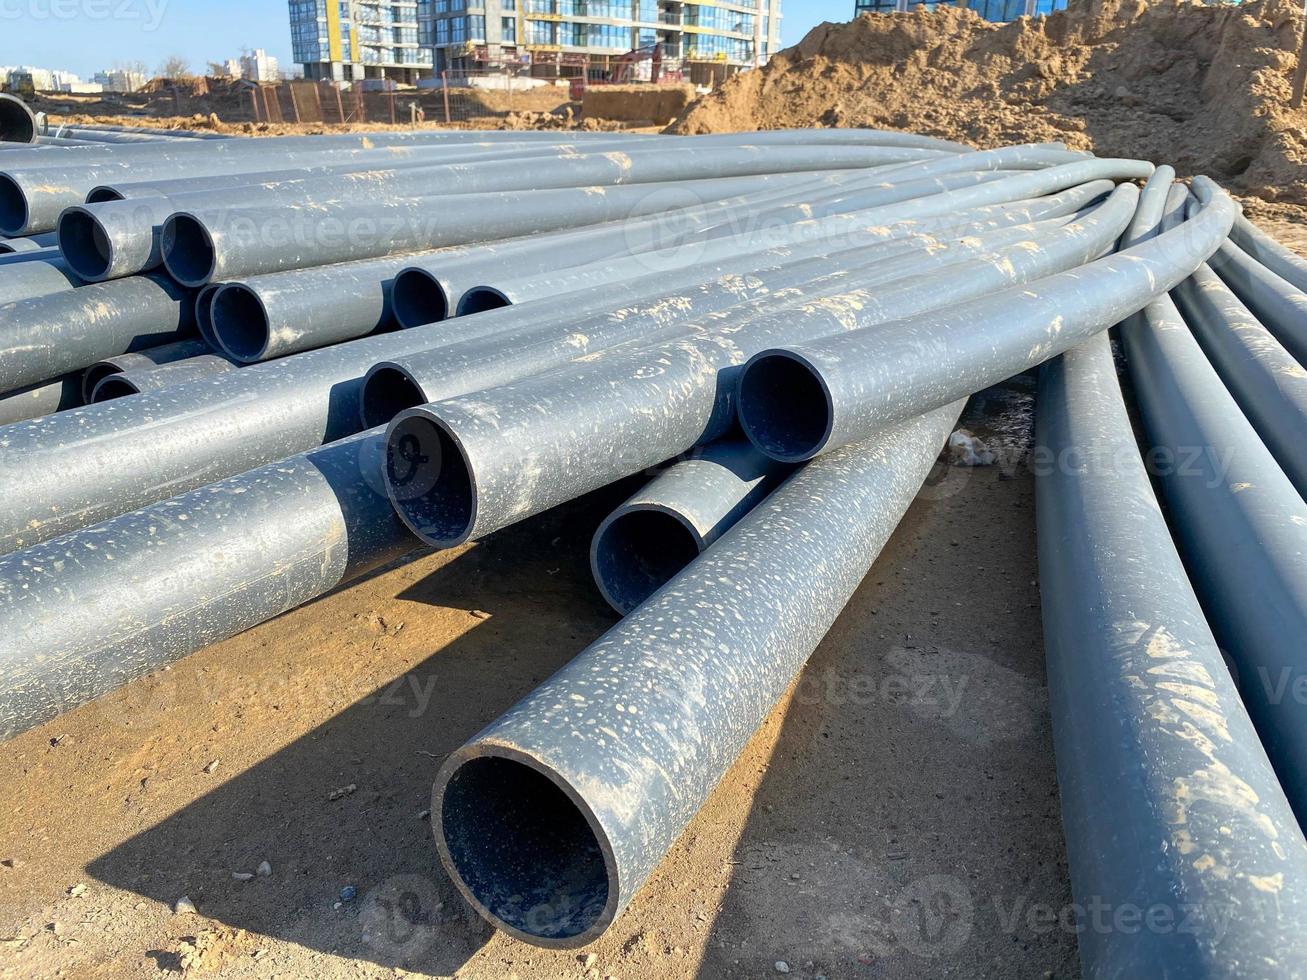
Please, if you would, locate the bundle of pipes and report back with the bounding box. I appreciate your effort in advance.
[2,126,1307,972]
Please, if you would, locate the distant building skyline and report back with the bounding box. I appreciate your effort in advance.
[0,0,846,81]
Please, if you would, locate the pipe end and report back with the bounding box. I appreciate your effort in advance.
[737,349,834,463]
[590,506,703,616]
[360,363,428,429]
[391,268,449,328]
[57,206,116,282]
[0,173,31,237]
[383,409,477,547]
[455,287,511,317]
[433,745,618,948]
[209,284,271,363]
[160,212,217,287]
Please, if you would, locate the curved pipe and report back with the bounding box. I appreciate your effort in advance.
[590,441,785,614]
[1228,208,1307,293]
[385,190,1139,547]
[432,404,960,946]
[0,95,37,144]
[1037,330,1307,977]
[735,178,1236,462]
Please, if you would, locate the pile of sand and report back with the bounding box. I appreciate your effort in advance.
[669,0,1307,204]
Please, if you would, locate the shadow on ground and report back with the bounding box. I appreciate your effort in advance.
[86,480,633,975]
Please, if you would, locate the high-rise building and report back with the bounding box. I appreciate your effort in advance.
[853,0,1065,19]
[241,48,283,82]
[418,0,782,84]
[290,1,434,83]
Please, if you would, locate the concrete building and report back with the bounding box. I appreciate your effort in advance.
[853,0,1065,19]
[92,69,149,93]
[418,0,781,84]
[240,48,282,82]
[290,0,434,83]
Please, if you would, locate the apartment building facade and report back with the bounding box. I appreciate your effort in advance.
[290,0,434,83]
[417,0,782,83]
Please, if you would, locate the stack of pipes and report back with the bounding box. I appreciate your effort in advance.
[0,119,1306,974]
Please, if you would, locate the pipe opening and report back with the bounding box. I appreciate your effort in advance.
[0,174,29,236]
[456,286,511,317]
[385,413,475,545]
[390,269,448,327]
[360,365,427,429]
[210,285,270,362]
[439,755,610,943]
[737,351,834,462]
[592,508,702,615]
[85,187,126,204]
[0,96,36,144]
[193,284,221,348]
[81,362,124,402]
[57,208,114,280]
[160,213,216,287]
[90,375,140,402]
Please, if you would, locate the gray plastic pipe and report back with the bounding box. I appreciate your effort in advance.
[202,171,882,359]
[390,169,1017,325]
[365,207,1095,429]
[0,249,82,305]
[1037,331,1307,979]
[1175,263,1307,497]
[383,184,1140,547]
[0,274,195,395]
[1204,238,1307,367]
[91,353,237,401]
[432,402,960,947]
[0,232,55,253]
[1120,210,1307,821]
[66,144,935,281]
[81,339,212,401]
[159,171,839,286]
[591,441,785,615]
[1228,209,1307,293]
[5,135,679,235]
[0,95,36,144]
[0,374,81,426]
[0,230,895,554]
[193,283,222,348]
[734,178,1237,462]
[0,178,1111,555]
[0,427,421,740]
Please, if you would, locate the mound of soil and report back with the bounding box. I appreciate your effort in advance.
[670,0,1307,204]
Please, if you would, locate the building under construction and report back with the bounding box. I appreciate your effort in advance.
[291,0,433,83]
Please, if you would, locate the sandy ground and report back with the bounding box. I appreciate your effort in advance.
[0,374,1083,979]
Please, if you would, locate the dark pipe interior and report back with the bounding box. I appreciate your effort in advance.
[160,214,216,286]
[0,96,36,144]
[0,175,30,236]
[441,756,609,942]
[456,287,511,317]
[85,187,127,204]
[385,413,474,544]
[390,269,448,327]
[737,353,833,462]
[211,286,270,362]
[91,375,140,402]
[593,509,701,614]
[360,367,427,428]
[57,209,113,280]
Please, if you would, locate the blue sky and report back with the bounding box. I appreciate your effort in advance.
[0,0,844,79]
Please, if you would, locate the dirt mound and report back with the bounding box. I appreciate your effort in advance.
[669,0,1307,203]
